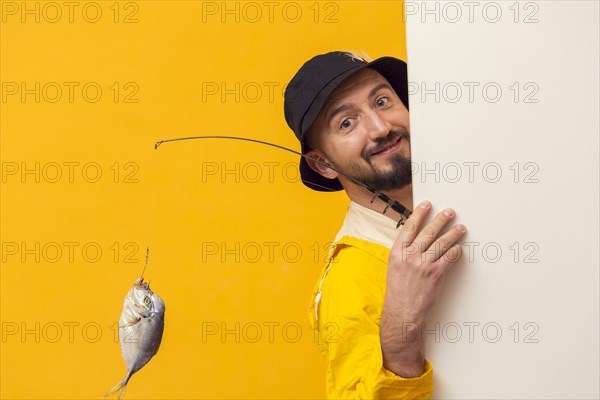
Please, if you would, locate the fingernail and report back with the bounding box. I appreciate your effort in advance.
[419,200,431,209]
[455,224,466,232]
[444,209,455,217]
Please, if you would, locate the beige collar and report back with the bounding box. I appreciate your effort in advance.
[334,200,400,249]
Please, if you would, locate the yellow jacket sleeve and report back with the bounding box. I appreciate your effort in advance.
[309,237,433,399]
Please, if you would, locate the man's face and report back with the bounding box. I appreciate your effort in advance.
[306,68,412,191]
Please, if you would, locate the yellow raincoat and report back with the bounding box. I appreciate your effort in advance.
[308,202,433,399]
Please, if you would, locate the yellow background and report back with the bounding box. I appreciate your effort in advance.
[0,1,407,398]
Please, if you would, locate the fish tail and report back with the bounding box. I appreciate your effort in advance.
[117,384,127,400]
[103,373,132,399]
[102,382,125,399]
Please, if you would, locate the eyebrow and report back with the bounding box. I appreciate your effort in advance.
[326,83,393,127]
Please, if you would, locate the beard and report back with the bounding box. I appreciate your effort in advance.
[328,129,412,191]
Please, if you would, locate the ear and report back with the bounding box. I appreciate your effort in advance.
[305,150,339,179]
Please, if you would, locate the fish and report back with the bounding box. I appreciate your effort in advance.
[104,249,165,399]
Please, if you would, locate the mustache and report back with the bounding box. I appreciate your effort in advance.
[362,128,410,159]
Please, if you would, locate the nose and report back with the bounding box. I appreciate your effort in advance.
[363,108,391,141]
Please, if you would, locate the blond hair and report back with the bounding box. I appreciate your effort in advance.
[341,49,374,63]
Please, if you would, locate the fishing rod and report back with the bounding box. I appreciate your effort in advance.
[154,136,412,227]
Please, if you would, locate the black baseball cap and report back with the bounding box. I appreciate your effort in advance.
[283,51,409,192]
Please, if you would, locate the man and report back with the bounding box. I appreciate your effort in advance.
[283,51,467,398]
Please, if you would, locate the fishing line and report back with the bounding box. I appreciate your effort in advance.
[140,247,149,280]
[154,135,412,227]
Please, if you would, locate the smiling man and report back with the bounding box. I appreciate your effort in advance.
[284,51,467,398]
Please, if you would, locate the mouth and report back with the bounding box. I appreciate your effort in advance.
[370,136,403,157]
[134,277,150,289]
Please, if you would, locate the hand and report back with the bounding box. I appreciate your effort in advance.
[380,200,467,377]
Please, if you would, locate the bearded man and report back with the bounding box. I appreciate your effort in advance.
[283,51,467,399]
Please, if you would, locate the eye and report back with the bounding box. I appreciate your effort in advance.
[143,296,151,305]
[340,118,353,130]
[376,97,389,107]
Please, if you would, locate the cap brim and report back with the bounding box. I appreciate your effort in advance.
[299,56,409,192]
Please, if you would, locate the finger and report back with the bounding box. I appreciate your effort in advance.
[433,243,463,272]
[392,200,432,250]
[412,208,457,253]
[430,225,467,267]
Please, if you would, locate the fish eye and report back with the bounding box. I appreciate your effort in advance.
[143,296,151,305]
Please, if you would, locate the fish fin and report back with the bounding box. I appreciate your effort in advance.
[121,317,140,329]
[103,375,130,399]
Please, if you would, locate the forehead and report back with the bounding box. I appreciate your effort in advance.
[323,68,391,108]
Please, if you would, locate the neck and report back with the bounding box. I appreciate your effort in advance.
[342,181,414,223]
